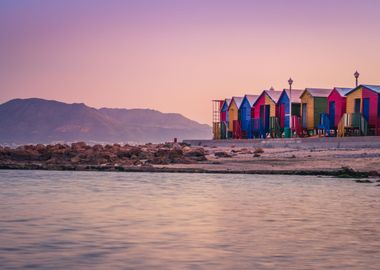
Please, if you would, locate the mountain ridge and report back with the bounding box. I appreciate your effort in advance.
[0,98,211,144]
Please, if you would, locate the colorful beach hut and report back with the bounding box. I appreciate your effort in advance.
[345,85,380,135]
[327,87,351,129]
[220,98,231,139]
[300,88,331,132]
[252,89,282,137]
[240,94,259,138]
[277,89,303,130]
[228,96,243,138]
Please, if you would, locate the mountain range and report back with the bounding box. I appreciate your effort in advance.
[0,98,211,145]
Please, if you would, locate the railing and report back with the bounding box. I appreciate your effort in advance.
[337,113,368,137]
[212,122,221,140]
[269,117,281,138]
[291,116,303,137]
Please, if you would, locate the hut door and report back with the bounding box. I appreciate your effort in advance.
[302,103,307,128]
[354,99,361,113]
[363,98,370,122]
[329,101,335,128]
[265,105,270,132]
[280,104,285,128]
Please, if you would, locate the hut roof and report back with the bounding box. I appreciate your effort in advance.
[221,98,232,111]
[243,94,259,107]
[264,90,282,103]
[334,87,352,96]
[302,88,331,98]
[281,89,303,103]
[229,96,243,109]
[345,84,380,95]
[362,85,380,93]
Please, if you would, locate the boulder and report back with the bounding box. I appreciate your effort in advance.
[214,151,232,158]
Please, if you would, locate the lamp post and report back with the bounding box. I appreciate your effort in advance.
[354,71,360,87]
[288,77,293,132]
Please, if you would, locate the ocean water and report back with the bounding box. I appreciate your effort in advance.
[0,170,379,270]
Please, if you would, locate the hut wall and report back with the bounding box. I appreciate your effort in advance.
[328,89,346,128]
[301,91,315,130]
[228,102,238,132]
[277,92,290,128]
[346,88,362,114]
[240,99,252,133]
[313,97,328,129]
[265,95,276,117]
[362,88,379,126]
[253,95,265,119]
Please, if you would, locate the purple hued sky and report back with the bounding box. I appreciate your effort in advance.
[1,0,380,124]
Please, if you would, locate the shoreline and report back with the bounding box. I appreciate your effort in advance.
[0,163,378,179]
[1,139,380,181]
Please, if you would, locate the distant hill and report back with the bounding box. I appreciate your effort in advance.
[0,98,211,145]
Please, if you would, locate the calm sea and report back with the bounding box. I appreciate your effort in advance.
[0,170,379,270]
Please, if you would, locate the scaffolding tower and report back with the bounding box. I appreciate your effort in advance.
[212,100,223,140]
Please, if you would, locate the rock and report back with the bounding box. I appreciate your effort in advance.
[355,179,373,183]
[214,151,232,158]
[254,148,264,154]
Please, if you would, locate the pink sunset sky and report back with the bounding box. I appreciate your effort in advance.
[1,0,380,124]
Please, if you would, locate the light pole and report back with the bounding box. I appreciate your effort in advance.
[288,77,293,132]
[354,71,360,87]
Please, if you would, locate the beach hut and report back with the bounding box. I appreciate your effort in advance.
[228,96,243,138]
[240,94,259,138]
[345,85,380,135]
[277,89,303,130]
[300,88,331,132]
[327,88,351,130]
[220,98,231,139]
[252,89,282,137]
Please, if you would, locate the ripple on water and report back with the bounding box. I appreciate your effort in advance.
[0,171,379,270]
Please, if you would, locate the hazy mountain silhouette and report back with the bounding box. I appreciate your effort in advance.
[0,98,211,144]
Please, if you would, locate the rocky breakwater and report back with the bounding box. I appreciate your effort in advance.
[0,142,207,171]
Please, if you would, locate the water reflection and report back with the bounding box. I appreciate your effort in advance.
[0,171,379,269]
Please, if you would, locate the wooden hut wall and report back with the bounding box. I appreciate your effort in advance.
[313,97,328,128]
[265,95,276,117]
[301,91,315,129]
[346,88,362,114]
[228,101,239,132]
[362,88,379,126]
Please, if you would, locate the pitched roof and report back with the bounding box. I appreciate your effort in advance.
[243,94,259,107]
[334,87,352,96]
[362,85,380,93]
[281,89,303,103]
[221,98,231,111]
[230,96,243,109]
[303,88,331,98]
[345,84,380,96]
[264,90,282,103]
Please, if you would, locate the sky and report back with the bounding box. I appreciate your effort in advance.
[1,0,380,124]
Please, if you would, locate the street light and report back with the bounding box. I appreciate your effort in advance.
[354,71,360,87]
[288,78,293,132]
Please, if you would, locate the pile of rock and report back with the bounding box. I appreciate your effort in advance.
[0,142,207,167]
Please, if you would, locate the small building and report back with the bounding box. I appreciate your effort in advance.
[300,88,331,131]
[277,89,303,129]
[327,87,352,129]
[220,98,231,139]
[252,89,282,136]
[345,85,380,135]
[228,96,243,138]
[240,94,259,138]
